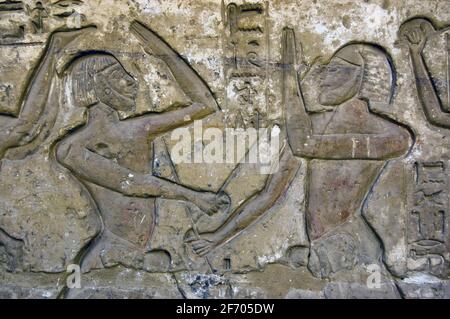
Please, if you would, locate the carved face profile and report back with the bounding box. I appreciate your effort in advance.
[70,53,138,111]
[318,57,362,106]
[94,63,138,112]
[318,44,394,108]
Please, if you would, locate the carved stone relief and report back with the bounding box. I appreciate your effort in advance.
[0,0,448,299]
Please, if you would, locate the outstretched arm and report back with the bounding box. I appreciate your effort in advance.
[56,135,230,215]
[403,25,450,128]
[125,102,215,139]
[188,145,300,256]
[0,33,58,157]
[128,20,219,136]
[283,28,410,159]
[0,28,92,158]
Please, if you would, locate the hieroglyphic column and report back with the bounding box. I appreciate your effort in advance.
[408,161,450,278]
[221,1,269,129]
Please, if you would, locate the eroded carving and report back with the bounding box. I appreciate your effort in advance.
[408,161,450,278]
[0,27,102,273]
[55,21,231,272]
[0,228,23,272]
[0,1,26,44]
[0,1,448,299]
[29,1,48,34]
[399,17,450,128]
[284,29,414,278]
[223,1,269,127]
[187,28,413,280]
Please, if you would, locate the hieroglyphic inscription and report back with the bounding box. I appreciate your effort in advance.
[0,2,449,299]
[408,161,450,278]
[0,1,26,44]
[222,1,269,128]
[29,1,48,34]
[0,1,86,115]
[0,83,12,110]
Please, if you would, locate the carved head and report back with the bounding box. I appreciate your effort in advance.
[70,53,138,111]
[318,55,362,106]
[319,44,394,108]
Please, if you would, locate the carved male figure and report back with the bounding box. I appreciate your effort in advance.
[190,28,413,278]
[56,21,230,271]
[0,27,104,272]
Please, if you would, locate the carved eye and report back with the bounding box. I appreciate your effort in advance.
[95,142,109,150]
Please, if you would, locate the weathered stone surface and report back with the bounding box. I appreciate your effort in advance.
[396,274,450,299]
[0,0,449,299]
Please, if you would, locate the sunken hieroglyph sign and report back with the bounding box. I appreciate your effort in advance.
[0,0,448,299]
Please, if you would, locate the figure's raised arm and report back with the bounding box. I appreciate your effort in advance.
[130,21,219,111]
[125,21,220,136]
[283,28,411,160]
[19,30,89,122]
[399,19,450,128]
[0,28,91,158]
[282,27,314,158]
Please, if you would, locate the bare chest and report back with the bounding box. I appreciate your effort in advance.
[85,120,152,173]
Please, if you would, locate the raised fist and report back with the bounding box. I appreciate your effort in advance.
[399,18,434,53]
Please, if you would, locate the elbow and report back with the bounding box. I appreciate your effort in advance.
[292,149,313,159]
[204,91,220,113]
[204,101,219,116]
[396,127,414,156]
[55,141,70,165]
[289,141,315,159]
[191,102,217,120]
[286,127,316,159]
[199,91,220,115]
[381,128,413,159]
[55,141,80,169]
